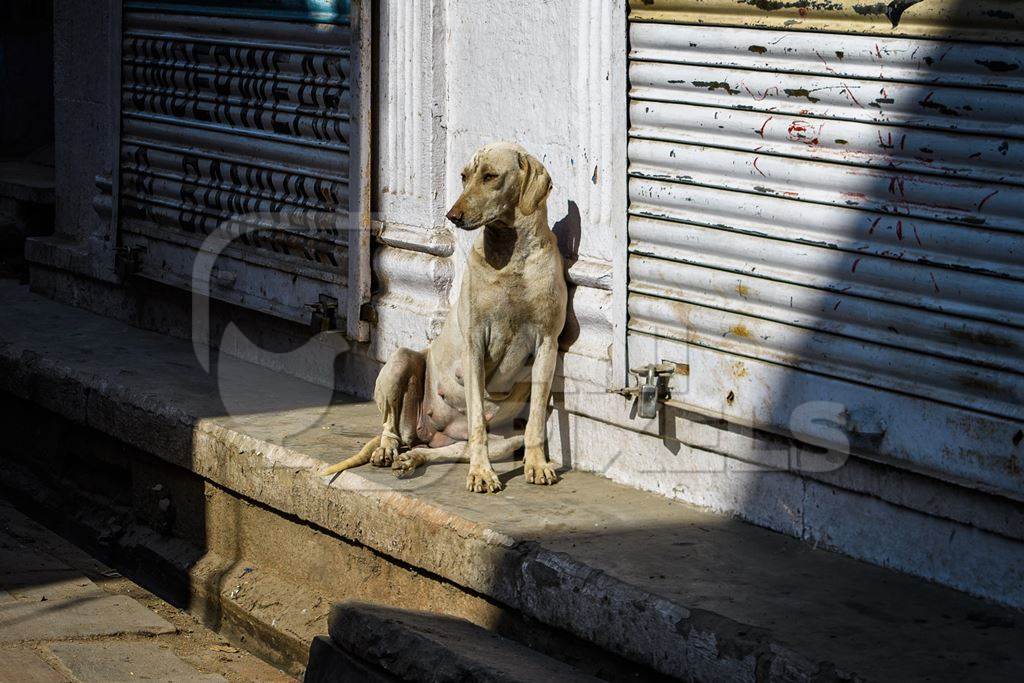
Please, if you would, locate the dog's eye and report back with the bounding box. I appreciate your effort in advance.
[483,173,498,182]
[460,172,468,182]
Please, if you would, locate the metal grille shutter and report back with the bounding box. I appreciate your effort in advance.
[115,3,369,338]
[627,10,1024,498]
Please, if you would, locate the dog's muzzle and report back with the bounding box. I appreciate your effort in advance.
[446,205,465,227]
[447,205,484,230]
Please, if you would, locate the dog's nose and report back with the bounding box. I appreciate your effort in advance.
[446,206,463,225]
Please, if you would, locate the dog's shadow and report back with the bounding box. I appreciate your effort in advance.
[551,200,582,472]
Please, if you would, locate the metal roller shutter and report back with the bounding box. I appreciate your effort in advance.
[114,1,370,339]
[626,2,1024,498]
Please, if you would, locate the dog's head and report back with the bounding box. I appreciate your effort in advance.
[446,142,552,231]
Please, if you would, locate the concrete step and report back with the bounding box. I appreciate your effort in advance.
[0,280,1021,682]
[306,601,598,682]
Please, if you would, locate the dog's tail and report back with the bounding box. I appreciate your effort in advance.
[321,435,380,476]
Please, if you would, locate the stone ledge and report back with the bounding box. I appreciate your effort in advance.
[0,161,55,205]
[324,602,598,682]
[0,281,1021,682]
[304,636,394,683]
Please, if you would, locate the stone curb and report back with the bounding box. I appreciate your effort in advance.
[325,601,599,682]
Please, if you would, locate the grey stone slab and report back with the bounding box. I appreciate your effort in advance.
[0,543,104,605]
[0,501,123,614]
[0,281,1022,682]
[328,603,597,683]
[47,642,224,683]
[0,594,174,643]
[0,498,112,579]
[0,648,68,683]
[303,636,395,683]
[1,574,106,604]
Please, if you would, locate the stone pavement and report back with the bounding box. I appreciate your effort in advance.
[0,495,294,683]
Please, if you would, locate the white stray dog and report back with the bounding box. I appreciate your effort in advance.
[322,142,567,493]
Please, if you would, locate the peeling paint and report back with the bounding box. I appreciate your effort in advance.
[783,87,820,103]
[691,80,740,94]
[975,59,1020,73]
[851,1,923,27]
[918,91,959,117]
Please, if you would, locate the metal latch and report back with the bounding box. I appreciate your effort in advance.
[307,294,340,333]
[611,363,677,419]
[114,245,146,280]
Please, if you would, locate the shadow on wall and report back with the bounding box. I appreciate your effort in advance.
[735,0,1024,573]
[551,199,581,470]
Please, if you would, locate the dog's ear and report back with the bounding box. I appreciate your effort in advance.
[517,152,552,216]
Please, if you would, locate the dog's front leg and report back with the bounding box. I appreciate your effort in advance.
[464,339,503,493]
[524,335,559,485]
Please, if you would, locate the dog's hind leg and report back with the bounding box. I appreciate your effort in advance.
[371,347,426,467]
[392,435,524,478]
[321,347,426,475]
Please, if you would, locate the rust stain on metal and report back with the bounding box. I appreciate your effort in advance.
[736,283,751,298]
[841,84,864,108]
[977,189,999,211]
[787,120,820,145]
[745,85,780,101]
[748,44,768,54]
[728,323,752,339]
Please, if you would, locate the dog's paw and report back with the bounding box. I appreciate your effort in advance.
[466,466,503,493]
[371,440,397,467]
[524,460,559,485]
[392,451,423,478]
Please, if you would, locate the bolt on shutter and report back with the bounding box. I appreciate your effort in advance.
[114,1,370,339]
[626,1,1024,499]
